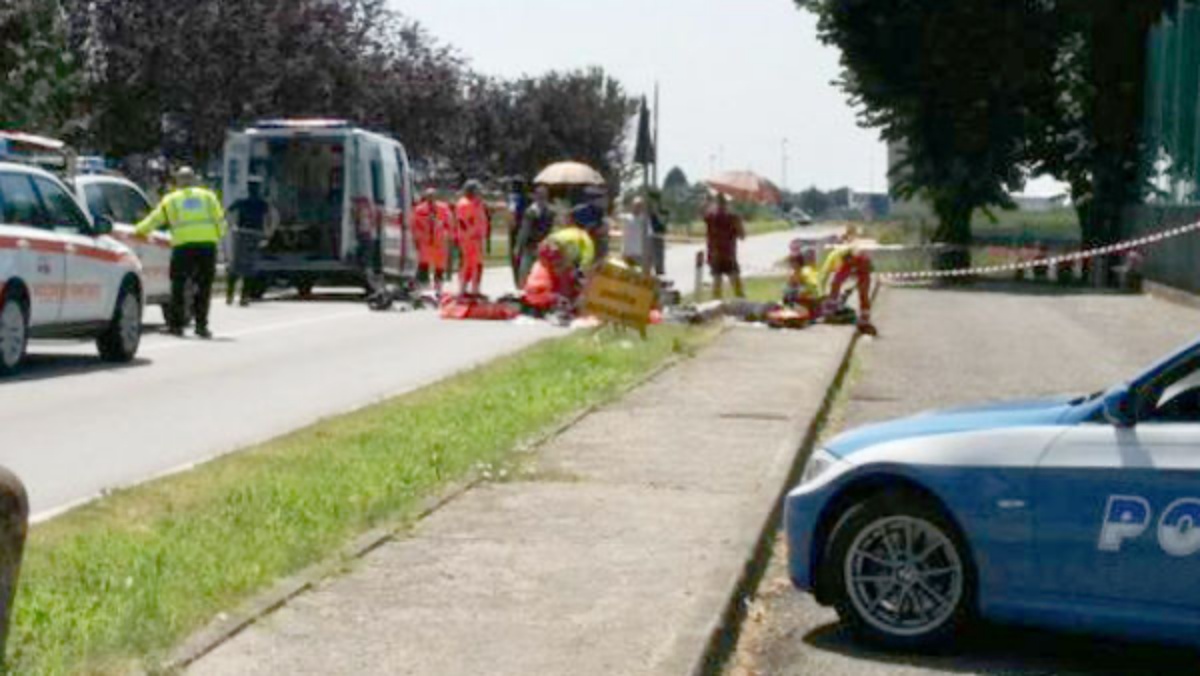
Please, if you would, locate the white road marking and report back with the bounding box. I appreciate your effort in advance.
[141,310,373,352]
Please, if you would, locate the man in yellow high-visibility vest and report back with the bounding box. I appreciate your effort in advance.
[136,166,227,338]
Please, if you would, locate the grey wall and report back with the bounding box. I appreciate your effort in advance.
[1123,205,1200,293]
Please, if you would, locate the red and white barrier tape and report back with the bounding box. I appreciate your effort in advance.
[874,219,1200,281]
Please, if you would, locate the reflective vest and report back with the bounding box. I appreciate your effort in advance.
[818,245,855,293]
[787,265,823,300]
[136,187,227,246]
[547,226,595,269]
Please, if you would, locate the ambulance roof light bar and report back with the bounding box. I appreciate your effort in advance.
[251,119,352,130]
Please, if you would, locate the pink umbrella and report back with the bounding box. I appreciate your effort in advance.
[705,170,782,205]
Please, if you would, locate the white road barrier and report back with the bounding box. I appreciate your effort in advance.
[874,220,1200,282]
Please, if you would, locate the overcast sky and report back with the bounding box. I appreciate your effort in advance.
[389,0,889,193]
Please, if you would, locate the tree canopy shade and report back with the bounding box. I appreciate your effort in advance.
[0,1,83,136]
[799,0,1172,265]
[3,0,636,187]
[798,0,1063,268]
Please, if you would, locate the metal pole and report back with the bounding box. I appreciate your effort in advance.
[782,138,789,193]
[652,82,660,189]
[0,466,28,664]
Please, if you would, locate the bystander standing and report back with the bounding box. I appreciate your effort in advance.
[704,193,745,299]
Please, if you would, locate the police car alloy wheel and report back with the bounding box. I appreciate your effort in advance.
[826,492,974,649]
[97,284,141,363]
[0,298,27,374]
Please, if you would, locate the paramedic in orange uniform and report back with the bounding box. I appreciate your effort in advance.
[414,188,452,295]
[455,180,489,296]
[521,240,578,315]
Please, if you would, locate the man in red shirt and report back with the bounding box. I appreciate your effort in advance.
[704,193,746,299]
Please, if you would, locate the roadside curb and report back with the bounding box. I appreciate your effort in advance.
[686,302,872,676]
[161,327,719,673]
[1144,279,1200,310]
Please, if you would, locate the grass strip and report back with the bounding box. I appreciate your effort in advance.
[689,275,787,304]
[6,325,714,675]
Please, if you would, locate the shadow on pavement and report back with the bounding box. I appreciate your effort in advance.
[892,280,1136,298]
[269,291,367,303]
[0,354,152,385]
[804,620,1200,675]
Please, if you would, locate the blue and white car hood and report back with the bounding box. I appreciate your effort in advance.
[825,396,1080,459]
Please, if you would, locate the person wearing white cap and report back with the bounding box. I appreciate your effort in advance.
[135,166,227,338]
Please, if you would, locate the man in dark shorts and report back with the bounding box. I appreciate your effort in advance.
[704,193,745,298]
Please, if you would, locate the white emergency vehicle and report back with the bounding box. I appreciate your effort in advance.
[68,173,172,315]
[0,146,144,374]
[221,120,417,297]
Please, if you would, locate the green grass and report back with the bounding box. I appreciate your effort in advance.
[7,325,715,675]
[881,207,1081,246]
[739,275,788,303]
[972,208,1080,243]
[687,275,788,304]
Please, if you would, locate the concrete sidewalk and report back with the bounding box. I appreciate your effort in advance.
[187,325,856,675]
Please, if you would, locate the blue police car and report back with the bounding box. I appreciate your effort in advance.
[786,337,1200,649]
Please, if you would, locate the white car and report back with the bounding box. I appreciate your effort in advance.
[0,162,144,374]
[69,174,172,313]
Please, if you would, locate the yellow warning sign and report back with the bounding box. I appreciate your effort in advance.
[583,262,658,336]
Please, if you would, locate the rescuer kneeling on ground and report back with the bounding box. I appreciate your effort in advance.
[137,166,227,339]
[521,226,595,316]
[820,236,877,336]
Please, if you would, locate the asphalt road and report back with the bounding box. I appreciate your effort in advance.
[727,282,1200,676]
[1,226,836,520]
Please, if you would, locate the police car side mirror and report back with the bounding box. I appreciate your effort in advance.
[93,215,114,236]
[1103,386,1138,428]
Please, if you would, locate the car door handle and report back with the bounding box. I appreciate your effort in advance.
[16,239,29,250]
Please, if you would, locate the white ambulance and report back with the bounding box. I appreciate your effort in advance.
[0,153,144,375]
[221,120,417,296]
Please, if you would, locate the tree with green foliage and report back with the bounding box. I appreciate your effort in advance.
[798,0,1062,268]
[663,167,689,193]
[3,1,637,190]
[0,0,84,136]
[440,67,636,186]
[1027,1,1166,256]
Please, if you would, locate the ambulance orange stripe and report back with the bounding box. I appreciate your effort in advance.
[0,235,130,264]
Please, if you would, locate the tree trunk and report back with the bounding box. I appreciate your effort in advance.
[932,196,973,273]
[1086,1,1159,285]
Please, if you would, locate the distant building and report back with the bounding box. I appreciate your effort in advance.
[1011,194,1069,212]
[850,191,891,221]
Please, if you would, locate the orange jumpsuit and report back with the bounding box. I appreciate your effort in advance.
[414,200,452,279]
[521,243,577,313]
[455,196,489,294]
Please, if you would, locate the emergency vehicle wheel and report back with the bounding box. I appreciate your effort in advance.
[0,295,28,375]
[98,283,142,363]
[825,491,974,650]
